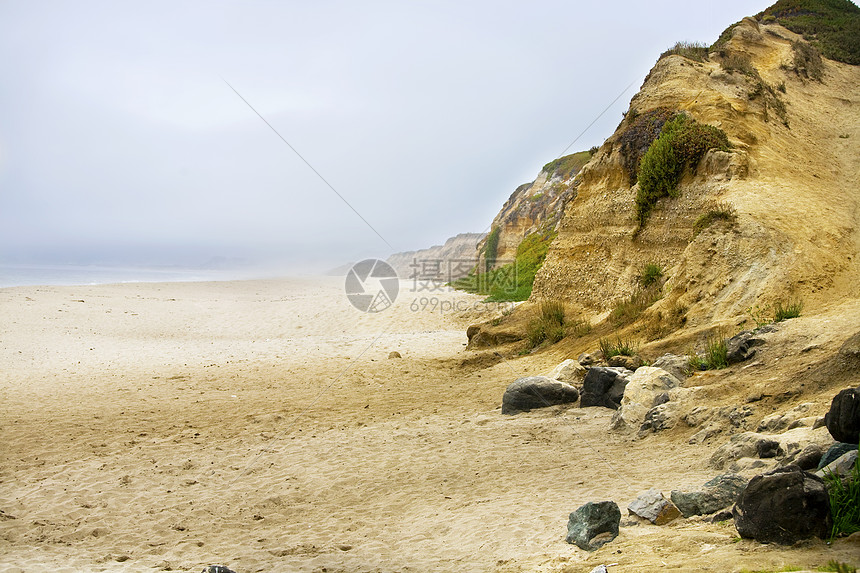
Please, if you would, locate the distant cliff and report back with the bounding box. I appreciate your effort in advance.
[478,150,593,270]
[387,232,486,282]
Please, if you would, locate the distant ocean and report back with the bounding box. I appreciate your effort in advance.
[0,264,261,288]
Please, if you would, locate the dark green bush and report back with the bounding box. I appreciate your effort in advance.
[636,115,731,227]
[483,227,500,272]
[640,263,664,287]
[618,107,676,185]
[761,0,860,65]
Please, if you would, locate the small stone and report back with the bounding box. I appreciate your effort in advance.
[388,351,402,359]
[202,567,238,573]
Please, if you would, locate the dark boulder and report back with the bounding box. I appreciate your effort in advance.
[581,367,630,409]
[824,386,860,444]
[792,443,824,471]
[817,442,859,470]
[726,331,765,364]
[733,465,831,545]
[202,567,238,573]
[502,376,579,415]
[566,501,621,551]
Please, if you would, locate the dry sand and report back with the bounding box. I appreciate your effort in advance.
[1,278,857,572]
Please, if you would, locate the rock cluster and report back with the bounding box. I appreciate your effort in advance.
[501,376,579,415]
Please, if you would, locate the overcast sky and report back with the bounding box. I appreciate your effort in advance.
[0,0,776,271]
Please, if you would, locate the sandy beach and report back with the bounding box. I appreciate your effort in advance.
[1,278,857,573]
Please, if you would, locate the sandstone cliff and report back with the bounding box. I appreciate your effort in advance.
[529,15,860,335]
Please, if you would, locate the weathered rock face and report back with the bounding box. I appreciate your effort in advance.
[726,330,765,364]
[531,17,860,326]
[580,367,631,409]
[651,354,691,381]
[824,386,860,444]
[502,376,579,415]
[610,367,681,433]
[548,359,587,384]
[671,474,748,517]
[566,501,621,551]
[387,233,485,282]
[733,466,831,545]
[708,426,835,472]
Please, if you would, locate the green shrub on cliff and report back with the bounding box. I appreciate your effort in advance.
[451,228,556,302]
[636,114,731,227]
[761,0,860,65]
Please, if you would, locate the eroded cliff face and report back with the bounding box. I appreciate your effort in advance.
[479,151,592,268]
[532,17,860,331]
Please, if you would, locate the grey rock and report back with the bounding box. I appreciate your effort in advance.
[578,352,598,366]
[725,330,765,364]
[639,403,680,435]
[791,443,823,471]
[502,376,579,415]
[814,450,858,479]
[756,438,782,459]
[607,354,644,370]
[839,331,860,358]
[710,510,734,523]
[670,474,748,517]
[824,386,860,444]
[818,442,858,469]
[202,567,238,573]
[549,359,587,383]
[627,489,681,525]
[566,501,621,551]
[757,403,815,433]
[609,367,680,431]
[589,566,609,573]
[733,465,831,544]
[651,353,692,381]
[581,367,629,409]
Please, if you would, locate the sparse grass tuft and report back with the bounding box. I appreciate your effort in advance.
[610,285,662,326]
[822,454,860,542]
[660,41,710,62]
[599,336,639,359]
[640,263,664,287]
[793,40,824,80]
[693,202,738,238]
[818,560,858,573]
[542,150,593,180]
[526,300,568,348]
[774,299,803,322]
[721,52,757,76]
[689,335,728,370]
